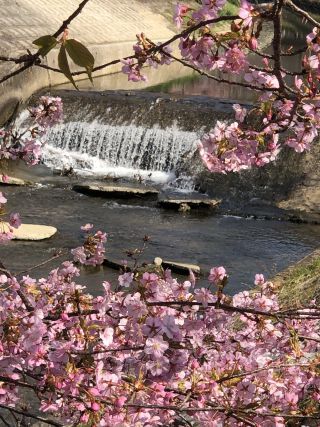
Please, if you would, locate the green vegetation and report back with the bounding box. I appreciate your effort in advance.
[144,73,199,93]
[221,0,240,17]
[274,250,320,309]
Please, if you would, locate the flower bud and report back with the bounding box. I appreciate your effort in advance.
[249,37,258,50]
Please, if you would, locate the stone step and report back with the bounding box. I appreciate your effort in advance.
[73,183,159,198]
[103,257,200,275]
[158,197,221,210]
[6,223,57,240]
[161,260,200,274]
[0,176,31,186]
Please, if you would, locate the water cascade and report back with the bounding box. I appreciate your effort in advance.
[39,90,233,189]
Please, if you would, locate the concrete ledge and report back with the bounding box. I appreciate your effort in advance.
[103,257,200,275]
[73,183,159,198]
[0,176,31,186]
[158,198,221,210]
[162,260,200,274]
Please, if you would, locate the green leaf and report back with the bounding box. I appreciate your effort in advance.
[33,35,57,58]
[65,39,95,83]
[58,45,78,90]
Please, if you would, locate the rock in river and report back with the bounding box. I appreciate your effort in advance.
[7,223,57,240]
[73,183,159,199]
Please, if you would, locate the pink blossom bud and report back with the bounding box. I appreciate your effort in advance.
[91,402,100,412]
[254,274,265,286]
[9,212,21,229]
[60,313,69,321]
[190,359,200,369]
[249,37,258,50]
[115,396,126,408]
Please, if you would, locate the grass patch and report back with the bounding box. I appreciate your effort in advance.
[274,250,320,309]
[220,0,240,16]
[143,73,199,93]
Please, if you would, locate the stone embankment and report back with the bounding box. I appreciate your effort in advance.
[0,0,178,123]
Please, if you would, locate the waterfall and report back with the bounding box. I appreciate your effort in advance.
[43,120,198,186]
[27,90,233,190]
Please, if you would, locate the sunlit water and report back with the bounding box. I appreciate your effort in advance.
[1,184,319,296]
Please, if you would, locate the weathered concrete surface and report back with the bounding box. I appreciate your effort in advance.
[73,183,159,198]
[7,223,57,240]
[158,197,221,210]
[162,260,200,274]
[194,143,320,222]
[277,150,320,222]
[0,176,30,186]
[0,0,177,119]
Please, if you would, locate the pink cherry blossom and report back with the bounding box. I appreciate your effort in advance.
[81,223,93,232]
[0,192,7,204]
[9,213,21,229]
[118,272,134,287]
[208,266,227,284]
[173,3,190,28]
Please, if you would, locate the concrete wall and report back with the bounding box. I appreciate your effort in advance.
[0,0,177,121]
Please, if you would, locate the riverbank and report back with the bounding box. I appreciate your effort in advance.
[272,248,320,309]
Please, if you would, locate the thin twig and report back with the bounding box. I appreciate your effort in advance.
[15,250,67,277]
[52,0,92,38]
[272,0,286,93]
[216,363,310,384]
[285,0,320,28]
[0,404,63,427]
[0,63,31,85]
[0,413,11,427]
[166,52,272,92]
[0,0,92,84]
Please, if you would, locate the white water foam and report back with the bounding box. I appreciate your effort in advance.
[42,145,175,185]
[44,121,199,187]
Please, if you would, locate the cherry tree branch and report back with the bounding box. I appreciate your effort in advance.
[52,0,91,39]
[285,0,320,28]
[164,52,272,92]
[0,0,92,84]
[0,404,63,426]
[272,0,286,93]
[14,250,66,277]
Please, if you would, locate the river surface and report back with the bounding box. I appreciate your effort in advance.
[1,178,320,296]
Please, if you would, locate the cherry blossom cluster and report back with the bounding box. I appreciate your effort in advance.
[174,0,260,74]
[0,259,319,426]
[0,96,62,167]
[0,96,62,241]
[122,34,173,82]
[121,1,320,173]
[71,224,107,266]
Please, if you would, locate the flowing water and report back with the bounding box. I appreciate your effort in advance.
[1,183,320,295]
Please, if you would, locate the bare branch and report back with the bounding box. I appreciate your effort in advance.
[285,0,320,28]
[0,404,63,427]
[0,63,32,85]
[272,0,286,93]
[15,250,67,277]
[52,0,92,39]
